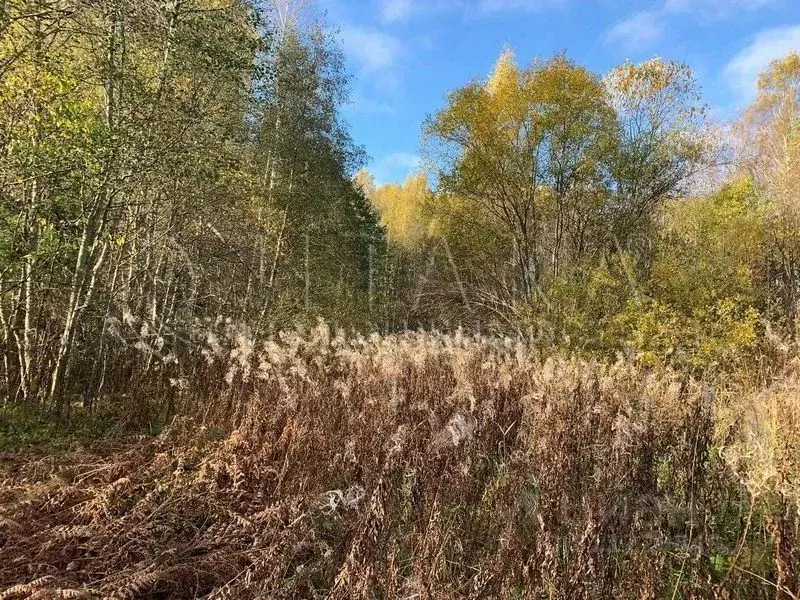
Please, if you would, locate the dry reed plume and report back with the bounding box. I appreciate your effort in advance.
[1,323,798,598]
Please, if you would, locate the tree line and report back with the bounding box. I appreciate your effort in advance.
[361,50,800,372]
[0,0,385,413]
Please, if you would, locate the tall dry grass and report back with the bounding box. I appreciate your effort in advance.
[0,323,798,598]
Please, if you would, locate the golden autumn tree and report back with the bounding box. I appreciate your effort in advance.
[424,50,705,325]
[604,59,707,253]
[370,173,430,249]
[424,51,615,309]
[740,52,800,334]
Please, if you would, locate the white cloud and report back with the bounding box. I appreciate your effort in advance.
[339,25,402,74]
[605,11,664,50]
[382,152,421,170]
[374,0,563,22]
[607,0,781,51]
[372,152,421,184]
[337,24,404,115]
[664,0,777,16]
[723,24,800,103]
[477,0,562,12]
[383,0,460,22]
[378,0,414,23]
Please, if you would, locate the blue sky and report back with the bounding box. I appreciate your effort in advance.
[317,0,800,184]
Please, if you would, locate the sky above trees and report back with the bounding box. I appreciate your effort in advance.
[320,0,800,183]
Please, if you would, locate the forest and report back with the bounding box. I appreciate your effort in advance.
[0,0,799,598]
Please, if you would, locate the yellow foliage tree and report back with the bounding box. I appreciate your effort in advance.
[362,172,430,249]
[617,177,765,369]
[424,50,705,326]
[425,51,616,305]
[741,52,800,334]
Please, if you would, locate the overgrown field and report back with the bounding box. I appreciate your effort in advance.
[1,326,799,599]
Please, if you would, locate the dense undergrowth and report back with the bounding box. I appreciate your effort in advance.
[1,325,799,599]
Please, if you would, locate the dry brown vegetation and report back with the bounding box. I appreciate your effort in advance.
[1,324,799,599]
